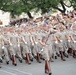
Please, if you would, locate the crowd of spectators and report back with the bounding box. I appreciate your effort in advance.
[9,10,76,30]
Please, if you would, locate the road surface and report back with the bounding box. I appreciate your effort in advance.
[0,56,76,75]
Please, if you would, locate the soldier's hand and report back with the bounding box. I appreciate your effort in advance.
[32,43,34,46]
[60,40,63,42]
[10,43,13,46]
[2,46,5,49]
[74,41,76,43]
[35,42,38,44]
[18,44,20,47]
[55,41,58,44]
[68,40,71,42]
[25,42,27,45]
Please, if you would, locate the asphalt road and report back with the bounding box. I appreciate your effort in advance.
[0,56,76,75]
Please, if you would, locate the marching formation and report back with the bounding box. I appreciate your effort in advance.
[0,10,76,75]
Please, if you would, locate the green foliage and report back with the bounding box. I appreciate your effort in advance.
[69,0,76,10]
[0,0,76,18]
[0,0,35,17]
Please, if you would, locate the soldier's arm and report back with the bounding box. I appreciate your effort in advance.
[54,36,58,41]
[65,35,69,40]
[8,38,11,44]
[17,38,20,45]
[65,35,72,43]
[69,35,75,42]
[8,38,13,46]
[50,28,58,34]
[1,40,4,46]
[32,36,36,44]
[30,36,34,45]
[1,40,5,49]
[39,39,46,46]
[21,36,27,44]
[54,35,61,43]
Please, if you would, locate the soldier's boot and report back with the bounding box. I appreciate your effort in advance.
[63,51,69,58]
[5,55,10,65]
[45,60,52,75]
[0,64,2,68]
[50,57,54,62]
[29,54,33,62]
[6,61,9,65]
[12,55,17,66]
[45,61,49,74]
[36,53,41,63]
[73,50,76,58]
[0,58,3,63]
[2,55,5,59]
[68,48,73,56]
[56,52,60,57]
[18,58,22,63]
[26,53,31,64]
[55,56,57,59]
[60,51,66,61]
[40,55,45,60]
[30,58,33,62]
[10,55,12,60]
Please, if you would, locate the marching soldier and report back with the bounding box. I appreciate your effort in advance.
[31,30,42,63]
[8,30,17,66]
[0,29,9,66]
[59,26,69,58]
[15,29,23,63]
[8,28,22,66]
[46,28,58,61]
[0,29,3,68]
[54,30,66,61]
[39,29,53,75]
[66,30,74,56]
[2,31,10,65]
[20,30,31,64]
[69,24,76,58]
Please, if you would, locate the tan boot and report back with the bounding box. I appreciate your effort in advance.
[60,51,66,61]
[37,53,41,63]
[73,50,76,58]
[12,55,17,66]
[45,60,52,74]
[26,53,31,64]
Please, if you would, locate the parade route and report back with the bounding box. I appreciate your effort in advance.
[0,67,32,75]
[0,56,76,75]
[0,1,76,75]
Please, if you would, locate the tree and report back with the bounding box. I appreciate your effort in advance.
[0,0,75,19]
[0,0,34,18]
[69,0,76,10]
[32,0,71,14]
